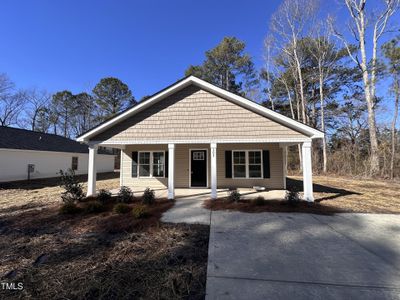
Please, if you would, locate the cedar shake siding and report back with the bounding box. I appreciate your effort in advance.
[121,143,284,190]
[91,85,307,143]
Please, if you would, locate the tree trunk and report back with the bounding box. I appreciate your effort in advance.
[294,50,307,123]
[391,79,399,180]
[319,66,327,173]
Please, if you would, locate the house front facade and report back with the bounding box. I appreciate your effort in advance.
[77,76,324,201]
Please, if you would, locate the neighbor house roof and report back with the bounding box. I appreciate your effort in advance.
[0,126,112,154]
[77,75,324,142]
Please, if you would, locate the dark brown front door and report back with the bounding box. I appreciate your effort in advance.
[191,150,207,187]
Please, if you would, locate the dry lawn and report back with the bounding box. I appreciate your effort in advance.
[0,172,119,216]
[205,176,400,214]
[290,175,400,214]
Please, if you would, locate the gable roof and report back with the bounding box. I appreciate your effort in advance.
[0,126,112,154]
[77,76,324,142]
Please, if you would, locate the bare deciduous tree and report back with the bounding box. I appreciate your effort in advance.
[0,74,26,126]
[331,0,400,175]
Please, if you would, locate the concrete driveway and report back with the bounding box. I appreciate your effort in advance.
[206,212,400,299]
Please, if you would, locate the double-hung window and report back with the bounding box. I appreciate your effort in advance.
[232,150,262,179]
[138,151,165,177]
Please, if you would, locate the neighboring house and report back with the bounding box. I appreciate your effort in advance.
[0,126,115,182]
[77,76,324,201]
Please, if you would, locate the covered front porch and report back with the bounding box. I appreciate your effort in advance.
[86,140,315,201]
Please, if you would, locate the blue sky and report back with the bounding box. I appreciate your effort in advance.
[0,0,397,125]
[0,0,282,98]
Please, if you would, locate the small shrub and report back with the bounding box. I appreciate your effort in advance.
[59,202,81,215]
[97,189,112,204]
[113,203,131,214]
[251,196,266,206]
[132,204,149,219]
[142,188,155,205]
[118,186,134,203]
[84,201,105,213]
[285,189,301,206]
[59,169,84,204]
[227,190,241,203]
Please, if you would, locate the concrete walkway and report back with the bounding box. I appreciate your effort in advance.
[206,212,400,299]
[160,188,285,224]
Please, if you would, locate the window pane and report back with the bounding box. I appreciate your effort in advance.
[153,164,164,177]
[153,152,164,164]
[249,165,262,178]
[233,151,246,164]
[139,152,150,164]
[139,164,150,177]
[234,165,246,178]
[249,151,261,164]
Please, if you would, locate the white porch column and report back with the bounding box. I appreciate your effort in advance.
[282,146,287,190]
[168,143,175,200]
[87,143,98,197]
[210,143,217,199]
[119,146,125,187]
[301,141,314,202]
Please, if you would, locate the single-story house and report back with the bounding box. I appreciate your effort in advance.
[77,76,324,201]
[0,126,115,182]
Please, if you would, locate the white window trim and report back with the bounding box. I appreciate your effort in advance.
[232,150,263,179]
[137,151,166,178]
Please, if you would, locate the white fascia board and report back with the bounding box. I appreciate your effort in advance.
[76,76,324,142]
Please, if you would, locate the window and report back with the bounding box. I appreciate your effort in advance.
[233,151,246,178]
[152,152,164,177]
[232,150,262,179]
[248,151,262,178]
[193,151,205,160]
[138,151,165,177]
[71,157,78,170]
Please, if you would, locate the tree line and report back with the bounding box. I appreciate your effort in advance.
[0,76,135,138]
[185,0,400,179]
[1,0,399,179]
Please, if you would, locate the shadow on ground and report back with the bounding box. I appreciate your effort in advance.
[286,178,362,201]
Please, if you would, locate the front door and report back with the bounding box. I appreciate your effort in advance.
[190,150,207,187]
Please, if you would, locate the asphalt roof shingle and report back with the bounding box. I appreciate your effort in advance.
[0,126,99,154]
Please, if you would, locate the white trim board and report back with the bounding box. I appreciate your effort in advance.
[76,76,324,143]
[91,137,311,147]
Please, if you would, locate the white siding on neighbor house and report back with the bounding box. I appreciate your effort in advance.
[0,149,115,182]
[121,143,285,191]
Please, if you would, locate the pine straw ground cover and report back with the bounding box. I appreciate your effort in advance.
[204,175,400,215]
[0,197,209,299]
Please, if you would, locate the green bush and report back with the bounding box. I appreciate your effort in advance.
[132,204,149,219]
[118,186,134,203]
[142,188,155,205]
[113,203,131,214]
[59,169,84,204]
[227,190,241,202]
[285,189,301,206]
[59,202,81,214]
[84,201,105,213]
[251,196,266,206]
[97,189,112,204]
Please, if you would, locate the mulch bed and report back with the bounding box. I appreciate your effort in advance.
[0,199,209,299]
[203,198,349,215]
